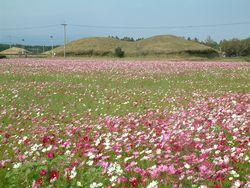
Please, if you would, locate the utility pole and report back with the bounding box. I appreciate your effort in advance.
[8,35,12,48]
[21,39,25,56]
[50,35,54,58]
[61,23,67,58]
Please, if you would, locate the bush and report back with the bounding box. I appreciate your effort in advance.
[0,54,6,59]
[220,38,250,57]
[114,47,125,58]
[244,56,250,62]
[185,49,219,58]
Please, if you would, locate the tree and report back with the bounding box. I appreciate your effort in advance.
[241,38,250,56]
[204,36,219,50]
[193,37,200,43]
[220,38,250,57]
[114,47,125,58]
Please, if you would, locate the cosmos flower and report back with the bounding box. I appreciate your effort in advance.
[146,180,158,188]
[0,58,249,187]
[49,170,59,183]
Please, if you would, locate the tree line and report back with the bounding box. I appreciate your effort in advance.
[188,36,250,57]
[108,36,144,42]
[0,44,58,54]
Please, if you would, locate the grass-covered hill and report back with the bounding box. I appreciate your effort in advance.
[52,35,218,57]
[0,47,30,55]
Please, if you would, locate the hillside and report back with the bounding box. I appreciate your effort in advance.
[0,47,30,55]
[52,35,218,57]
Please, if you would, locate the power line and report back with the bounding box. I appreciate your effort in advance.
[0,24,60,31]
[70,21,250,30]
[1,20,250,32]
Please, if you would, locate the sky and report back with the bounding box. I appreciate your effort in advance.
[0,0,250,45]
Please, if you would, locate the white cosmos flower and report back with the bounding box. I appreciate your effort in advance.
[110,175,118,182]
[184,163,190,169]
[77,181,82,187]
[13,162,21,169]
[156,148,161,155]
[150,165,157,170]
[42,148,47,153]
[86,160,94,166]
[65,150,71,155]
[116,155,121,159]
[199,185,208,188]
[230,170,237,175]
[140,156,150,161]
[69,167,77,179]
[90,182,103,188]
[31,144,39,152]
[88,153,95,160]
[215,150,220,154]
[46,145,52,151]
[233,180,241,187]
[124,156,132,162]
[18,140,23,144]
[244,156,249,161]
[146,180,158,188]
[145,149,152,154]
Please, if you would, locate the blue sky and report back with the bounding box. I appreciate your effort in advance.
[1,0,250,45]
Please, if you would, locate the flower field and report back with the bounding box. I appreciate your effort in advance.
[0,59,249,188]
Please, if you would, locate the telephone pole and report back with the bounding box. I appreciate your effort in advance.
[21,39,25,55]
[50,35,54,58]
[61,23,67,58]
[8,35,12,48]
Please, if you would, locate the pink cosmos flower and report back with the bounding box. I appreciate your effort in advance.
[49,170,59,182]
[47,152,54,159]
[40,169,47,176]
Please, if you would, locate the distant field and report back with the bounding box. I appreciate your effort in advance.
[0,59,249,188]
[45,55,250,62]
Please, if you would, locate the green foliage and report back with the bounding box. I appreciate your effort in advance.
[184,49,219,58]
[203,36,220,50]
[189,36,250,58]
[114,47,125,58]
[0,54,6,59]
[0,44,10,52]
[108,36,144,42]
[220,38,250,57]
[5,162,39,187]
[3,158,108,188]
[243,56,250,62]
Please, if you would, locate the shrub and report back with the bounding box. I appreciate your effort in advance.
[185,49,219,58]
[220,38,250,57]
[244,56,250,62]
[0,54,6,59]
[114,47,125,58]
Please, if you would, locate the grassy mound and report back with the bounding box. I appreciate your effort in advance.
[52,35,218,58]
[0,47,30,55]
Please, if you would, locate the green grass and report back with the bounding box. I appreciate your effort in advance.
[0,69,249,119]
